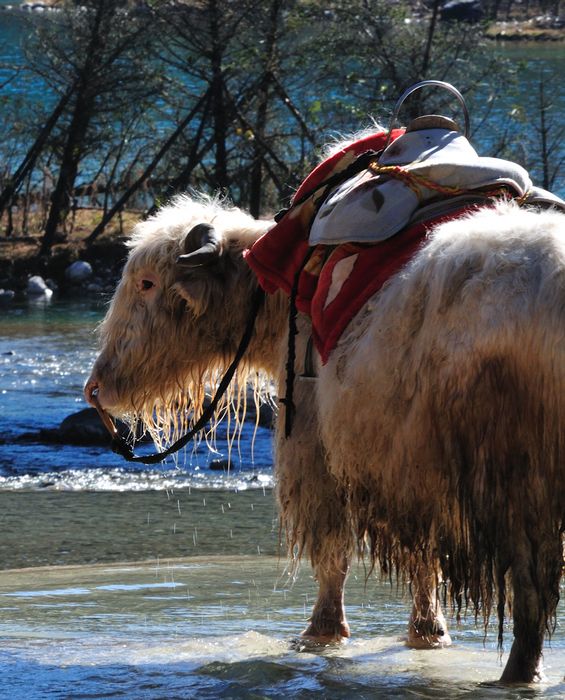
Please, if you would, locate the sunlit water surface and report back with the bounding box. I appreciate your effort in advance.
[1,300,565,698]
[1,556,565,700]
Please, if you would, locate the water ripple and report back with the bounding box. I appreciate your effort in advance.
[0,467,274,492]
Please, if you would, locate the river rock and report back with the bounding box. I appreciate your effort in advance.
[37,408,109,445]
[0,289,15,303]
[65,260,93,284]
[21,2,58,11]
[31,400,274,450]
[202,394,275,428]
[256,401,275,428]
[209,458,231,471]
[37,407,134,446]
[440,0,483,22]
[27,275,53,297]
[86,281,104,293]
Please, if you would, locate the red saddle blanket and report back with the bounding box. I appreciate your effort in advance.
[245,130,470,363]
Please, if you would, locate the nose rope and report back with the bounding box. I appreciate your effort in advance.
[91,390,121,439]
[93,286,265,465]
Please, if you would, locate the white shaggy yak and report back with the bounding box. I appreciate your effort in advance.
[85,192,565,684]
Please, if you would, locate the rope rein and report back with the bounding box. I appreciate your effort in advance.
[279,247,315,438]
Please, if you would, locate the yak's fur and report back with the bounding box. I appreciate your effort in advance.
[86,191,565,683]
[318,202,565,675]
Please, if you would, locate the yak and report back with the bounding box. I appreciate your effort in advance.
[85,146,565,684]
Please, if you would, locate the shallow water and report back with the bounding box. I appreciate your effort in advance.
[0,488,564,698]
[0,489,280,570]
[1,298,565,697]
[1,555,565,699]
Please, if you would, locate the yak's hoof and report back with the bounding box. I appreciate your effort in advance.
[499,660,546,684]
[406,619,452,649]
[291,619,351,650]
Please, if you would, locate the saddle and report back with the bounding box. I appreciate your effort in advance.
[246,115,565,365]
[309,115,558,246]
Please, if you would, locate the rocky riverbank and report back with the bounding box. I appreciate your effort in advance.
[0,221,129,303]
[486,15,565,41]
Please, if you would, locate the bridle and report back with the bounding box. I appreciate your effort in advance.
[93,286,265,465]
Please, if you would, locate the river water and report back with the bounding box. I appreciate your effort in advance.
[1,297,565,697]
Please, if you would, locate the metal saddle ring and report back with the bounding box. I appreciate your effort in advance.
[381,80,471,155]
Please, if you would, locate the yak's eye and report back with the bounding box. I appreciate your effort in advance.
[136,273,159,294]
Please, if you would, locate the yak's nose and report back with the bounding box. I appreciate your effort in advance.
[84,377,99,407]
[84,373,119,414]
[84,376,120,441]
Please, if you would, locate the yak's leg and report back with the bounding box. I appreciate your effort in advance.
[499,531,561,683]
[406,569,452,649]
[301,552,351,642]
[276,323,353,644]
[276,378,353,643]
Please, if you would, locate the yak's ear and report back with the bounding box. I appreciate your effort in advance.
[173,272,224,317]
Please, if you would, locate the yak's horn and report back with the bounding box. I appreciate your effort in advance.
[177,223,223,267]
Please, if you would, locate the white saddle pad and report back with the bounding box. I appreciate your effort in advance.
[309,129,533,246]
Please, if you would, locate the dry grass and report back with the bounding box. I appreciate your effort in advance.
[0,207,139,288]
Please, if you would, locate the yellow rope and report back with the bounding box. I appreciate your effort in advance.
[369,162,468,201]
[515,189,533,206]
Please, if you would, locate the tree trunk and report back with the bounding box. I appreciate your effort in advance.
[40,93,94,254]
[159,91,212,198]
[40,1,112,255]
[421,0,440,80]
[0,85,75,219]
[248,0,281,218]
[86,90,209,244]
[209,0,229,191]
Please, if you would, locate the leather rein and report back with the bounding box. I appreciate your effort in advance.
[93,286,265,465]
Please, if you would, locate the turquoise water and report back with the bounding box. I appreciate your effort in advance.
[0,6,52,116]
[0,4,564,197]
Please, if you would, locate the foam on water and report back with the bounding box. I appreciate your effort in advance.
[0,466,274,492]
